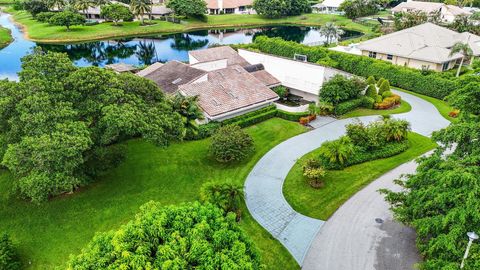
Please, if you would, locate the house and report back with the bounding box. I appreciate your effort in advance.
[312,0,345,14]
[179,65,278,121]
[205,0,255,14]
[136,61,207,94]
[238,49,353,102]
[77,1,172,20]
[391,1,471,23]
[357,23,480,72]
[105,63,138,73]
[189,46,250,68]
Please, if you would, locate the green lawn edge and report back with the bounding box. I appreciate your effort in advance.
[339,99,412,119]
[394,88,457,123]
[0,118,305,270]
[0,25,12,48]
[283,132,437,220]
[2,7,374,43]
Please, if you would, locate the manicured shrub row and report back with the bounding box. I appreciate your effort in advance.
[276,110,310,121]
[223,105,278,128]
[334,96,373,115]
[250,37,456,99]
[320,140,409,169]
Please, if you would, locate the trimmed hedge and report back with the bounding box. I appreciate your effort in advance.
[276,109,310,121]
[249,37,456,99]
[222,105,278,127]
[334,96,373,115]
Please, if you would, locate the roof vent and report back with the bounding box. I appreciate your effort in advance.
[172,78,182,84]
[211,98,221,106]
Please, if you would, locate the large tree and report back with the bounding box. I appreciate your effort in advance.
[130,0,151,25]
[0,50,184,203]
[449,42,473,77]
[68,202,262,269]
[381,75,480,269]
[253,0,311,18]
[48,10,86,31]
[339,0,378,19]
[100,3,133,25]
[166,0,206,17]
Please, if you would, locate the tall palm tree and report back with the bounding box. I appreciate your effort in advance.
[319,22,344,45]
[130,0,151,25]
[47,0,66,10]
[170,93,204,138]
[449,41,473,77]
[74,0,95,16]
[318,136,355,166]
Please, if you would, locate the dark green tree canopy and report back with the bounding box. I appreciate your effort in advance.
[0,50,184,203]
[319,75,366,105]
[166,0,206,17]
[100,3,133,25]
[253,0,311,18]
[68,202,263,269]
[49,10,86,31]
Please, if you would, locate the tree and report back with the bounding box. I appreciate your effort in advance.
[130,0,151,25]
[0,233,21,270]
[0,50,184,203]
[166,0,206,17]
[319,75,365,105]
[366,75,376,85]
[365,84,377,98]
[49,10,86,31]
[170,93,204,139]
[253,0,311,18]
[339,0,378,19]
[200,182,244,220]
[22,0,48,17]
[68,201,262,269]
[393,10,428,31]
[449,42,473,77]
[74,0,95,15]
[100,3,133,25]
[302,158,326,188]
[319,22,344,45]
[318,136,355,165]
[210,125,254,163]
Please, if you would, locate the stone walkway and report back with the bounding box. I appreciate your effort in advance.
[244,90,450,266]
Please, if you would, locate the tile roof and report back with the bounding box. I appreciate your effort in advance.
[189,46,250,67]
[357,23,480,63]
[138,61,206,94]
[206,0,253,9]
[250,70,281,87]
[391,1,471,16]
[179,65,278,118]
[105,63,138,73]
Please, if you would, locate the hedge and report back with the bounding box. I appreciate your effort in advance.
[248,37,456,99]
[222,105,277,126]
[334,96,374,115]
[276,110,310,121]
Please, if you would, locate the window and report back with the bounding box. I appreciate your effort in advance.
[368,51,377,58]
[387,54,393,60]
[442,62,449,71]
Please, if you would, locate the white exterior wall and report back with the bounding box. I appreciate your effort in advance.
[191,59,228,71]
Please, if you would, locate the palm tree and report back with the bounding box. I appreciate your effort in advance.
[74,0,95,16]
[318,136,355,166]
[382,119,410,142]
[449,41,473,77]
[130,0,151,25]
[171,93,204,138]
[136,40,156,65]
[319,22,344,45]
[47,0,66,10]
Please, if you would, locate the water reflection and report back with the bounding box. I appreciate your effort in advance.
[0,12,362,80]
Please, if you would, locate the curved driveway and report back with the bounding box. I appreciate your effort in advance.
[244,90,450,266]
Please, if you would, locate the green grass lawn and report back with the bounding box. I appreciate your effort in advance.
[340,100,411,119]
[0,25,12,48]
[4,7,374,43]
[283,132,437,220]
[0,118,306,270]
[394,88,458,123]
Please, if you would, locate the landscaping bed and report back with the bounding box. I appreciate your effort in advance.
[0,118,305,270]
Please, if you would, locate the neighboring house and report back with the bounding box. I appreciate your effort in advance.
[137,61,207,94]
[391,1,471,23]
[238,49,353,102]
[105,63,138,73]
[357,23,480,72]
[312,0,345,14]
[77,1,171,20]
[205,0,255,14]
[179,65,278,121]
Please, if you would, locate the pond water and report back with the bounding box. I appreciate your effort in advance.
[0,12,362,80]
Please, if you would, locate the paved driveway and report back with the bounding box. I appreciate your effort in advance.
[244,90,450,266]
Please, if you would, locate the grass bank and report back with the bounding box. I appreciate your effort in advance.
[283,132,436,220]
[4,7,374,43]
[0,118,306,270]
[340,99,411,119]
[394,88,457,123]
[0,25,12,48]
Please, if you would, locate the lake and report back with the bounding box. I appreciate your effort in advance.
[0,12,362,80]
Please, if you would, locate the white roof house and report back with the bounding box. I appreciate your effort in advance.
[357,23,480,71]
[391,1,471,23]
[312,0,345,13]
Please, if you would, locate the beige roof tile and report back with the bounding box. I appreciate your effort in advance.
[206,0,253,9]
[189,46,250,67]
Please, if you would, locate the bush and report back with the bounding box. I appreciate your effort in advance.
[0,233,21,270]
[375,94,383,103]
[376,77,385,87]
[378,80,390,95]
[23,0,48,17]
[302,158,326,188]
[35,11,55,22]
[200,182,243,220]
[249,37,456,99]
[318,136,355,166]
[68,202,262,269]
[381,90,393,98]
[361,96,375,109]
[210,125,254,163]
[375,94,401,109]
[382,118,410,142]
[366,76,376,85]
[320,75,365,105]
[223,105,277,128]
[365,84,377,98]
[273,85,288,98]
[276,110,310,121]
[334,97,364,115]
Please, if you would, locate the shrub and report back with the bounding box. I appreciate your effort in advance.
[361,96,375,109]
[366,76,376,85]
[318,101,334,115]
[0,233,21,270]
[68,202,262,269]
[375,94,383,103]
[365,84,377,98]
[200,182,243,220]
[273,85,288,98]
[376,77,385,87]
[210,125,254,163]
[375,94,401,109]
[302,158,326,188]
[222,105,277,128]
[35,11,55,22]
[448,109,460,118]
[250,37,456,99]
[382,118,410,142]
[23,0,48,17]
[378,80,390,95]
[318,136,355,166]
[334,98,364,115]
[319,75,365,105]
[277,110,310,121]
[381,90,393,98]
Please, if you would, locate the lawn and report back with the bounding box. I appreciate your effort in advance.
[0,118,306,270]
[0,25,12,48]
[283,132,437,220]
[340,99,411,119]
[4,7,374,43]
[394,88,458,123]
